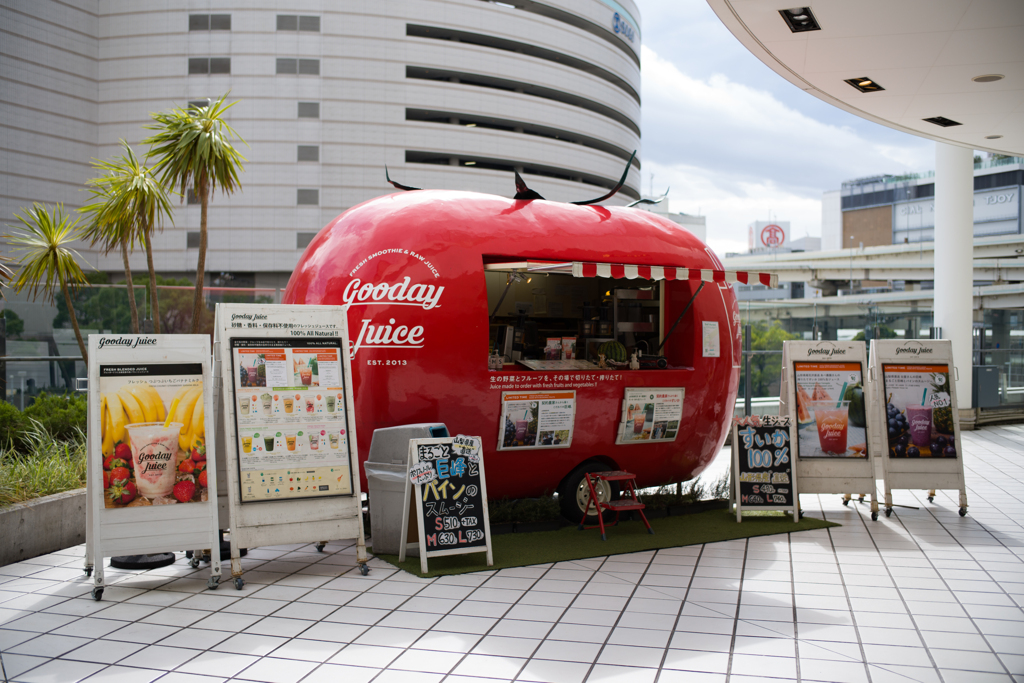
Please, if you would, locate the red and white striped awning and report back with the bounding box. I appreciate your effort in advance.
[571,262,777,287]
[484,260,779,287]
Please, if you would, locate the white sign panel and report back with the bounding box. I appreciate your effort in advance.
[86,335,222,599]
[616,387,684,444]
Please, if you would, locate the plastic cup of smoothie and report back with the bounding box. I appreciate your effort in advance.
[326,395,336,412]
[127,422,182,498]
[515,420,527,441]
[264,435,275,452]
[305,398,314,413]
[239,398,249,415]
[905,405,933,447]
[810,401,850,455]
[283,397,293,413]
[300,369,312,385]
[329,433,339,449]
[246,367,258,385]
[241,436,252,453]
[633,414,645,434]
[309,433,319,450]
[260,393,272,415]
[286,434,296,451]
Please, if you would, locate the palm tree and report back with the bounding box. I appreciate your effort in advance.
[144,93,246,334]
[81,141,174,333]
[6,203,91,364]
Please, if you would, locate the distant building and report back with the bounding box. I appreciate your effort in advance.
[822,157,1022,250]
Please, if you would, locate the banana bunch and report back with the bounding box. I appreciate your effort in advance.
[99,381,205,457]
[100,382,166,457]
[168,383,205,452]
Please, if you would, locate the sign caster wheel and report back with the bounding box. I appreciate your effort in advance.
[871,511,878,521]
[233,577,245,590]
[91,587,103,601]
[798,510,805,519]
[207,577,220,590]
[959,507,967,517]
[927,496,934,503]
[358,564,369,576]
[315,543,326,553]
[842,499,849,506]
[189,556,200,569]
[885,508,892,518]
[84,567,93,577]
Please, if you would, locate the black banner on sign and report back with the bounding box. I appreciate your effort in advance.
[731,416,799,522]
[402,437,493,574]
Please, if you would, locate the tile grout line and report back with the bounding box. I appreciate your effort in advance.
[723,537,749,683]
[652,543,705,682]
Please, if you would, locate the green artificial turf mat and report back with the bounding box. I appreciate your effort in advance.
[374,509,840,578]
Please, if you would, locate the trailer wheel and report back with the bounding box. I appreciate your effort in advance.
[558,462,618,524]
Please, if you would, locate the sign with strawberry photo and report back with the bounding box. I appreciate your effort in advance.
[98,364,210,509]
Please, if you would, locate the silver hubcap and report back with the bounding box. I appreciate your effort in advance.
[576,476,611,515]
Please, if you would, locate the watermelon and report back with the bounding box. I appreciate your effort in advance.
[796,385,813,424]
[598,340,627,363]
[812,382,831,402]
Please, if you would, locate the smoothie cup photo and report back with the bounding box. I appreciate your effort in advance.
[906,404,933,448]
[633,413,645,435]
[286,434,297,451]
[300,369,312,385]
[810,400,850,455]
[305,398,315,413]
[260,393,272,415]
[264,435,275,452]
[239,398,249,415]
[283,397,294,413]
[127,422,182,499]
[326,395,336,412]
[241,436,252,453]
[309,433,319,450]
[246,367,258,385]
[329,433,339,449]
[515,420,528,442]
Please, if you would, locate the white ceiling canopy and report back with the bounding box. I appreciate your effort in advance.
[706,0,1024,156]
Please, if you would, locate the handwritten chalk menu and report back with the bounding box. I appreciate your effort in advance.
[498,390,576,450]
[229,337,353,503]
[400,437,493,574]
[731,415,799,522]
[617,387,684,444]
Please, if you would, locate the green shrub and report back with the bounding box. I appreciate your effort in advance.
[0,401,27,448]
[0,420,87,507]
[22,392,87,442]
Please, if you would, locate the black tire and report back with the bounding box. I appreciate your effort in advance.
[871,511,878,521]
[557,462,619,525]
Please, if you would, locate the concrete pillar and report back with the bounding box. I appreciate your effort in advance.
[934,142,974,408]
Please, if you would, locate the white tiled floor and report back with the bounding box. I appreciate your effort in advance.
[2,425,1023,682]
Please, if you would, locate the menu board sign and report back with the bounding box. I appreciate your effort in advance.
[497,390,576,450]
[882,364,957,458]
[402,437,493,574]
[229,337,354,502]
[731,415,798,521]
[616,387,684,444]
[793,362,867,458]
[98,363,209,508]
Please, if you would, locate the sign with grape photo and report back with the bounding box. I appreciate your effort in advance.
[882,364,957,458]
[497,390,575,450]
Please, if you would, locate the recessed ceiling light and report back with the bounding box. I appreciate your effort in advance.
[465,123,476,127]
[923,116,962,128]
[779,7,820,32]
[845,77,884,93]
[985,135,1003,140]
[464,161,476,166]
[972,74,1004,83]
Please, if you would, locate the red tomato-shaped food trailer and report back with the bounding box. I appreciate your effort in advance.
[284,189,776,520]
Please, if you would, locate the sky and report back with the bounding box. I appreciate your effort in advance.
[638,0,936,255]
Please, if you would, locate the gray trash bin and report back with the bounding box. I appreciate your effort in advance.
[365,423,449,555]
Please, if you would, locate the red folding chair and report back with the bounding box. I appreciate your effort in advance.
[578,471,654,540]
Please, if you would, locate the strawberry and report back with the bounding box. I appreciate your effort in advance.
[103,455,127,471]
[190,437,207,463]
[197,469,208,488]
[115,442,133,466]
[178,459,195,475]
[103,471,111,489]
[110,466,131,486]
[112,480,136,505]
[172,480,196,503]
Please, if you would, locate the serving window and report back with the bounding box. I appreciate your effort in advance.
[483,259,698,370]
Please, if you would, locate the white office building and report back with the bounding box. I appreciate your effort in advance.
[1,0,643,289]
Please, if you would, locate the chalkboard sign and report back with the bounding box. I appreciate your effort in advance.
[399,436,493,574]
[731,415,799,522]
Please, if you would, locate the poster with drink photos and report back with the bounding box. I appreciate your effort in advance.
[230,337,354,502]
[616,387,684,444]
[882,364,957,458]
[98,364,210,508]
[793,362,867,458]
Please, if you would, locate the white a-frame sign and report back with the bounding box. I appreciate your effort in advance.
[869,339,968,518]
[780,340,880,520]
